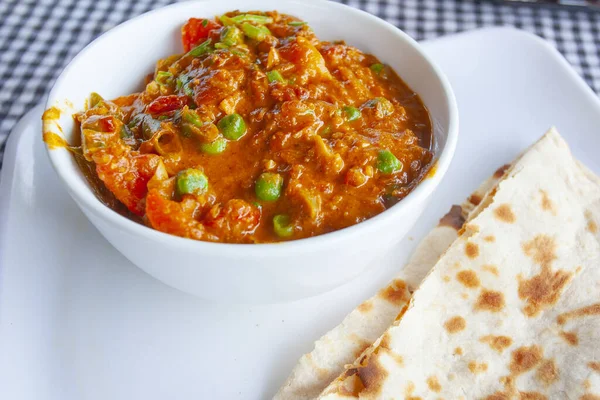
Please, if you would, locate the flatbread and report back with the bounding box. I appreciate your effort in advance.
[319,128,600,399]
[274,164,509,400]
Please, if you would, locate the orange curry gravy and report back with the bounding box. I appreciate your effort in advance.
[67,11,433,243]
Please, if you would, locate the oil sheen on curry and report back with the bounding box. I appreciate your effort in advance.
[65,11,434,243]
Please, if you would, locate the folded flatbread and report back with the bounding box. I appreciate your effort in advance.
[319,128,600,399]
[274,163,510,399]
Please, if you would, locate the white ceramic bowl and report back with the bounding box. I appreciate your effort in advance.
[44,0,458,303]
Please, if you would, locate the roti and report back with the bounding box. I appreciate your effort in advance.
[318,128,600,399]
[274,163,509,400]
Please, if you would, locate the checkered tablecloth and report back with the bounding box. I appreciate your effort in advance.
[1,0,599,169]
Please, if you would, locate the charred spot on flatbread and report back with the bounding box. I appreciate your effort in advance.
[439,205,465,230]
[522,235,557,269]
[539,190,556,215]
[510,345,543,375]
[469,194,482,206]
[589,362,600,373]
[520,392,548,400]
[468,361,488,374]
[475,289,505,312]
[518,270,572,317]
[456,270,480,288]
[355,356,388,398]
[482,264,500,276]
[444,316,466,333]
[494,204,516,223]
[465,242,480,259]
[557,303,600,325]
[536,359,559,387]
[586,210,598,233]
[357,300,373,313]
[426,376,442,393]
[494,164,511,178]
[378,279,410,305]
[559,331,579,346]
[579,395,600,400]
[480,335,513,353]
[484,393,510,400]
[519,235,572,317]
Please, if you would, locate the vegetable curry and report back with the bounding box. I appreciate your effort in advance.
[68,11,434,243]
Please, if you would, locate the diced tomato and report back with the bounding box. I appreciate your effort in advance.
[146,95,187,115]
[97,115,116,132]
[146,190,204,238]
[83,114,116,132]
[96,153,161,216]
[181,18,221,52]
[203,199,261,240]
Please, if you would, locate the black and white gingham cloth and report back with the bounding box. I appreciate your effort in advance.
[1,0,600,169]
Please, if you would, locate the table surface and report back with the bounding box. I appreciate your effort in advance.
[1,0,599,169]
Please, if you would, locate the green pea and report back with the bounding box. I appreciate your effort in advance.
[370,63,384,74]
[273,214,293,238]
[342,106,361,122]
[176,168,208,197]
[217,113,246,140]
[220,26,244,47]
[241,22,271,41]
[377,149,402,174]
[255,172,283,202]
[200,137,228,154]
[267,70,284,83]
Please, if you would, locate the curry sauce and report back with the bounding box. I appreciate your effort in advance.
[67,10,433,243]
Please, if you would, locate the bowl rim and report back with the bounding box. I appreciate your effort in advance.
[44,0,459,257]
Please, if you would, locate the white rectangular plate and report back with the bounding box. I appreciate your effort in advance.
[1,27,599,400]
